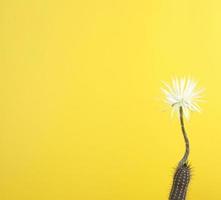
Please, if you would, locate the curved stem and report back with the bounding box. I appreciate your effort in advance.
[178,106,190,167]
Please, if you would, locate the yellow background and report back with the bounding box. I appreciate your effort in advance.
[0,0,220,199]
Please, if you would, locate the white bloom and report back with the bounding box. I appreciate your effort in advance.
[161,78,203,119]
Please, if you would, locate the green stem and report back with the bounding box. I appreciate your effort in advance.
[178,106,190,167]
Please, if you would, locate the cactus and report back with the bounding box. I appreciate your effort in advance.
[161,78,203,200]
[169,107,191,200]
[169,163,191,200]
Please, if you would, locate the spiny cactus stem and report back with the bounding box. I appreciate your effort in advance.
[178,106,190,167]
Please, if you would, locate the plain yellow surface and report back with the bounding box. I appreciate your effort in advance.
[1,0,220,199]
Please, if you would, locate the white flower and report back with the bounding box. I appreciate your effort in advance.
[161,78,204,119]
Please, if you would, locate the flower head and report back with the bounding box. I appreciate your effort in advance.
[161,78,203,119]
